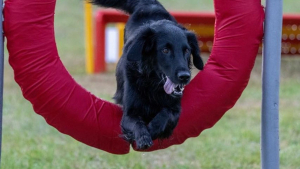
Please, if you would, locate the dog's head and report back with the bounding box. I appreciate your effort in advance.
[123,20,204,97]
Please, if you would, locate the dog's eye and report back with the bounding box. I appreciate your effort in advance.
[162,48,170,54]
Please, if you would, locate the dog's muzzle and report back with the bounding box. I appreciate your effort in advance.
[163,76,185,96]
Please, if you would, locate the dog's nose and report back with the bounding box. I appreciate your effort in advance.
[177,71,191,83]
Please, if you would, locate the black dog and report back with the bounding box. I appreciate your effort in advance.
[90,0,203,149]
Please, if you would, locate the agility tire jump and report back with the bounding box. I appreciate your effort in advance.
[4,0,264,154]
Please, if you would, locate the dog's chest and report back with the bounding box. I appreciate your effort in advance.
[126,70,181,120]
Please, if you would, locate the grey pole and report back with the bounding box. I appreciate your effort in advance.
[0,0,4,165]
[261,0,282,168]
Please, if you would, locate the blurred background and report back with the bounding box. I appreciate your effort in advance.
[2,0,300,168]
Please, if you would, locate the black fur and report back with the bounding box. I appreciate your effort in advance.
[90,0,203,150]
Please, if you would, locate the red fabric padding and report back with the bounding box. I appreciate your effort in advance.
[4,0,264,154]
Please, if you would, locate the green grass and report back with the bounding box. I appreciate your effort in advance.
[2,0,300,168]
[3,70,300,169]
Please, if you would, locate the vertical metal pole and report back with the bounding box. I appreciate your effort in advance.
[0,0,4,165]
[261,0,282,168]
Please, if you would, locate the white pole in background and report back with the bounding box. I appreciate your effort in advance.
[261,0,282,168]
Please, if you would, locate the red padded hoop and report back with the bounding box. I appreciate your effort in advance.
[4,0,264,154]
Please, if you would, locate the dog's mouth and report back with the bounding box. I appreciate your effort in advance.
[163,76,185,97]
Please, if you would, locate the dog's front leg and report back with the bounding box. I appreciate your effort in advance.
[148,108,180,140]
[121,114,153,150]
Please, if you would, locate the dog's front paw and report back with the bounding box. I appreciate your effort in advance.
[148,125,161,140]
[149,125,173,140]
[136,134,153,150]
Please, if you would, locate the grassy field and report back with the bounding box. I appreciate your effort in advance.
[2,0,300,168]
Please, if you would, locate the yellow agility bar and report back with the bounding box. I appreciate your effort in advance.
[116,23,125,58]
[84,1,94,74]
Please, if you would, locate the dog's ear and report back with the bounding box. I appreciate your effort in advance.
[185,31,204,70]
[125,27,155,61]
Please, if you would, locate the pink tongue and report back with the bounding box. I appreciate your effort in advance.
[164,77,176,94]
